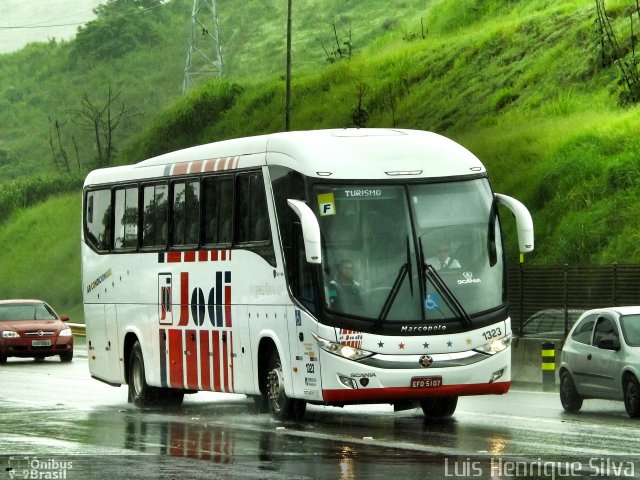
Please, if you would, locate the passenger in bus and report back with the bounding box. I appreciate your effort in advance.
[426,240,461,271]
[328,260,363,312]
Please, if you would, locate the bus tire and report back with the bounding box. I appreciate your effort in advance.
[420,396,458,419]
[559,371,583,412]
[265,350,306,420]
[129,341,160,408]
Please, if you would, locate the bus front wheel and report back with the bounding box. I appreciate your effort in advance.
[420,396,458,419]
[264,350,306,420]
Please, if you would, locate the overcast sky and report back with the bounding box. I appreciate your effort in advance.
[0,0,105,53]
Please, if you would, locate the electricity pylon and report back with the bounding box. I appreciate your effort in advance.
[182,0,223,93]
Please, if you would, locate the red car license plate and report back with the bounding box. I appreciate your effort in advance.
[411,376,442,388]
[32,340,51,347]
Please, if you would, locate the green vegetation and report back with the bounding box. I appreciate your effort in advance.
[3,0,640,318]
[0,194,82,321]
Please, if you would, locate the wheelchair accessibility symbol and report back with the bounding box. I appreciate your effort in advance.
[425,293,440,311]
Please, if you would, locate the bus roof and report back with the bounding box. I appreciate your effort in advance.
[83,129,485,186]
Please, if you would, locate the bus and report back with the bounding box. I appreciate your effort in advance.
[81,128,533,420]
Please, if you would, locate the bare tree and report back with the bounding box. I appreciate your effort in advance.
[70,86,138,168]
[48,118,71,173]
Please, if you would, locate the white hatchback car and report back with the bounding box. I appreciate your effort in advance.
[559,307,640,417]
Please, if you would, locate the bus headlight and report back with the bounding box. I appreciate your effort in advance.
[475,334,512,355]
[311,332,373,361]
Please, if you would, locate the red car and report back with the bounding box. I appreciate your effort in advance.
[0,299,74,363]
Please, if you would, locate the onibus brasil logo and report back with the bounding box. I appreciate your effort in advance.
[5,457,73,479]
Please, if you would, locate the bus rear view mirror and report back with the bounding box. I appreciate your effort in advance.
[495,193,534,253]
[287,199,322,264]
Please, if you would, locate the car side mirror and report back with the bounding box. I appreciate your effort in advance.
[597,338,620,351]
[59,315,70,322]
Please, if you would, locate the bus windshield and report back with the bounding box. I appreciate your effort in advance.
[314,178,505,325]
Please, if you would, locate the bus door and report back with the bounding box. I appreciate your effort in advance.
[232,304,254,394]
[287,225,322,400]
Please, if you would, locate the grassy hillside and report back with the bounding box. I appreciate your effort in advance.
[0,193,82,321]
[3,0,640,318]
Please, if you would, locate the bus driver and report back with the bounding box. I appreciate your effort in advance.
[328,260,363,313]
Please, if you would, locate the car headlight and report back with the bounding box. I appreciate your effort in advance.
[311,332,373,361]
[2,331,20,338]
[59,328,73,337]
[474,333,512,355]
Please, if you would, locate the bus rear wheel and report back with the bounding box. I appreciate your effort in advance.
[264,350,306,420]
[420,396,458,419]
[128,341,184,408]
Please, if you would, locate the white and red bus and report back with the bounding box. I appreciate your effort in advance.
[81,128,533,419]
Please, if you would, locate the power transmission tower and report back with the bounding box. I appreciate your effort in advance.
[183,0,223,94]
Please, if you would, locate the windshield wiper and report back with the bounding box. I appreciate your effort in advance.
[375,237,413,326]
[419,238,472,327]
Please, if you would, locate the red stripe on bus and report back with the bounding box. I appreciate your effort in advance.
[203,159,215,172]
[184,251,196,262]
[212,331,221,391]
[168,251,182,263]
[211,250,219,261]
[198,250,209,262]
[224,285,232,327]
[199,330,211,391]
[221,250,226,261]
[228,250,232,261]
[322,382,510,404]
[189,160,204,174]
[178,272,189,326]
[222,332,229,392]
[185,329,198,390]
[168,329,184,389]
[173,163,189,176]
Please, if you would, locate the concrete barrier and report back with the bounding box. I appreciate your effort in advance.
[511,336,562,386]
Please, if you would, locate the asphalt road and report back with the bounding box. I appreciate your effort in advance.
[1,348,639,480]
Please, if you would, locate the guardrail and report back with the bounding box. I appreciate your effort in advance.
[68,323,86,337]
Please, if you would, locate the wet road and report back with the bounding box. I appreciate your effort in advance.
[1,348,639,480]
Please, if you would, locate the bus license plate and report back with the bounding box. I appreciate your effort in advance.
[32,340,51,347]
[411,376,442,388]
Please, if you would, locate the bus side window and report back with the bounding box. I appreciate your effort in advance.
[236,172,270,243]
[203,175,233,246]
[171,180,200,247]
[85,189,112,252]
[235,171,276,266]
[142,183,168,248]
[114,186,139,250]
